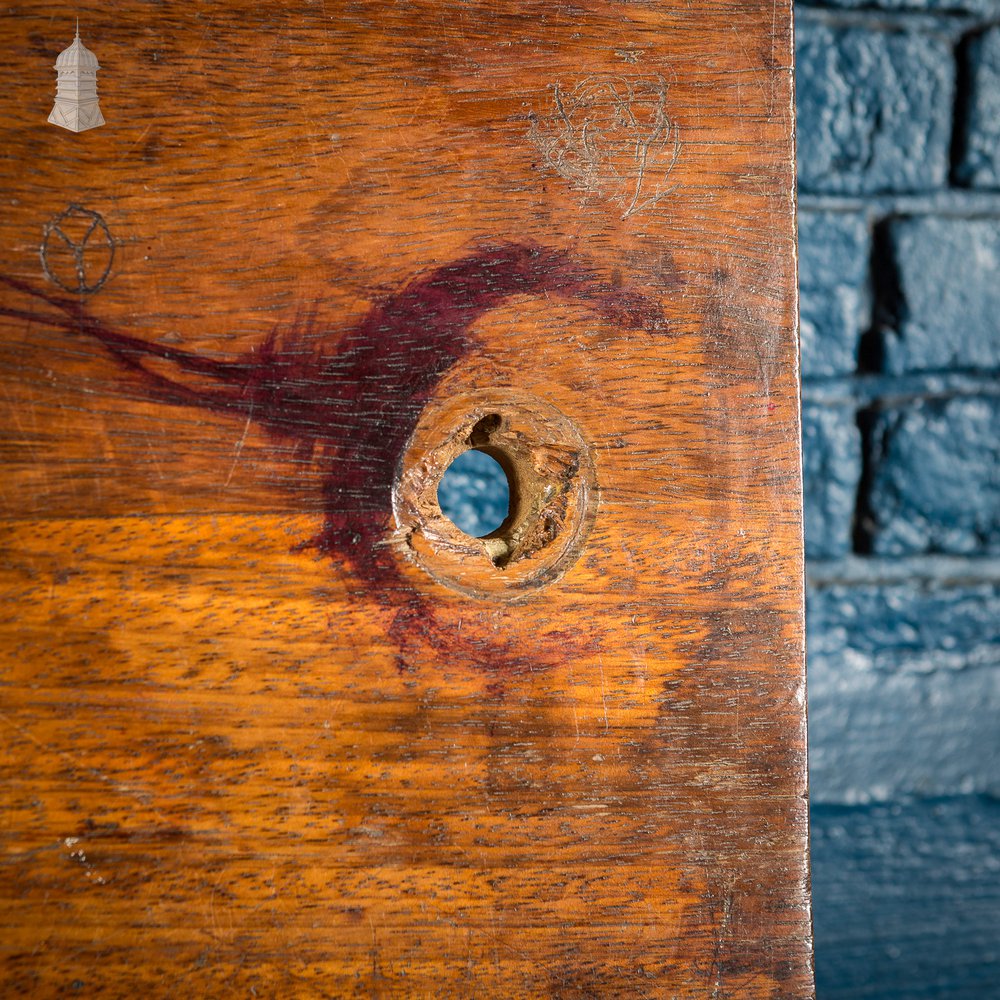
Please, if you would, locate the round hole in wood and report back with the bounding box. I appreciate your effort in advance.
[437,447,511,538]
[392,389,597,599]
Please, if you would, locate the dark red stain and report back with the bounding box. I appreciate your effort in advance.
[1,243,666,676]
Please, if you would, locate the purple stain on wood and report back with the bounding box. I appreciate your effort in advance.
[1,242,666,674]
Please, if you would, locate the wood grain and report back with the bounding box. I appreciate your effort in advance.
[0,2,812,996]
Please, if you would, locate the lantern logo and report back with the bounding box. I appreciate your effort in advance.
[48,21,105,133]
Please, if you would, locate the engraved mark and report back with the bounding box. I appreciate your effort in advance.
[614,48,644,64]
[528,74,682,220]
[40,204,115,294]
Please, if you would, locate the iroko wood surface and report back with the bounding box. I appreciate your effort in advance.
[0,2,812,996]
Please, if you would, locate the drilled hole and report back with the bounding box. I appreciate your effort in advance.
[468,413,503,446]
[395,390,596,596]
[437,449,511,538]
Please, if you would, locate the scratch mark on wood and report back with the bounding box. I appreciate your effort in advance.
[528,74,682,219]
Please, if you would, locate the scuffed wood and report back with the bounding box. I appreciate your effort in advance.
[0,2,811,996]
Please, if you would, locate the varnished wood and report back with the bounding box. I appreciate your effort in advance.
[0,2,812,996]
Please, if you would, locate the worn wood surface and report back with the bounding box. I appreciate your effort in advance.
[0,2,811,996]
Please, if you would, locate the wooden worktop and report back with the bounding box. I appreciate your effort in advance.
[0,2,812,996]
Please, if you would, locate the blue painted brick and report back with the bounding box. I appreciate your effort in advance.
[437,449,509,538]
[957,28,1000,188]
[802,403,861,559]
[796,23,954,194]
[807,583,1000,802]
[885,217,1000,374]
[808,582,1000,675]
[865,396,1000,556]
[799,0,1000,12]
[798,211,869,378]
[811,797,1000,1000]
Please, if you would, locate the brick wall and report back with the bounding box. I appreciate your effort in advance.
[797,1,1000,996]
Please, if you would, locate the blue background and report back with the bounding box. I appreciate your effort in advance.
[444,4,1000,993]
[798,2,999,995]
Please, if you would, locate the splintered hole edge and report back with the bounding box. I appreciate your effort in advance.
[437,447,511,539]
[396,389,596,597]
